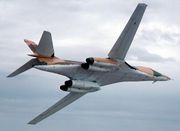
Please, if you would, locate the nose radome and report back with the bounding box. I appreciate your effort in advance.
[155,75,171,81]
[163,75,171,81]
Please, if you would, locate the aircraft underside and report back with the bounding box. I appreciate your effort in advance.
[34,62,154,86]
[7,3,170,125]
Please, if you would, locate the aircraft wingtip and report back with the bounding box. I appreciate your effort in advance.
[28,121,36,125]
[138,3,147,7]
[7,74,13,78]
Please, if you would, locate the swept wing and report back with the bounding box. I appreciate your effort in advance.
[108,3,147,60]
[28,92,86,125]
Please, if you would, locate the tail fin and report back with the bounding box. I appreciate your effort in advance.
[8,31,54,77]
[36,31,54,57]
[25,31,54,57]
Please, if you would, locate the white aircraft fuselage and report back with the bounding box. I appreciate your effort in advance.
[8,3,170,124]
[35,59,169,89]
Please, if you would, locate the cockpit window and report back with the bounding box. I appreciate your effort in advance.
[153,70,162,77]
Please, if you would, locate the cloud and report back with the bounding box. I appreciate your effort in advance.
[126,23,180,61]
[127,47,175,62]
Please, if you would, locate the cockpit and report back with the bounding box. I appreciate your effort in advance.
[135,66,170,81]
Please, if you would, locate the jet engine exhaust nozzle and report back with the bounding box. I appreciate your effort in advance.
[81,63,89,70]
[86,57,94,65]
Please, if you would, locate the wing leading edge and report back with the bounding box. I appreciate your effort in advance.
[28,92,86,125]
[108,3,147,60]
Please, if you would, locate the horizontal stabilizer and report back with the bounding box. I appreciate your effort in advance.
[7,59,39,77]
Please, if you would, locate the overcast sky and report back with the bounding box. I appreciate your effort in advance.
[0,0,180,131]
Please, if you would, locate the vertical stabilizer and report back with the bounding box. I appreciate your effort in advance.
[24,31,55,57]
[36,31,54,57]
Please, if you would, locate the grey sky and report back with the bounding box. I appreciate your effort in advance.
[0,0,180,131]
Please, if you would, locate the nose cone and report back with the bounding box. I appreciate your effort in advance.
[155,75,171,81]
[152,70,170,81]
[163,75,171,81]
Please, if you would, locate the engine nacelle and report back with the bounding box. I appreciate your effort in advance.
[81,57,119,71]
[60,80,100,93]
